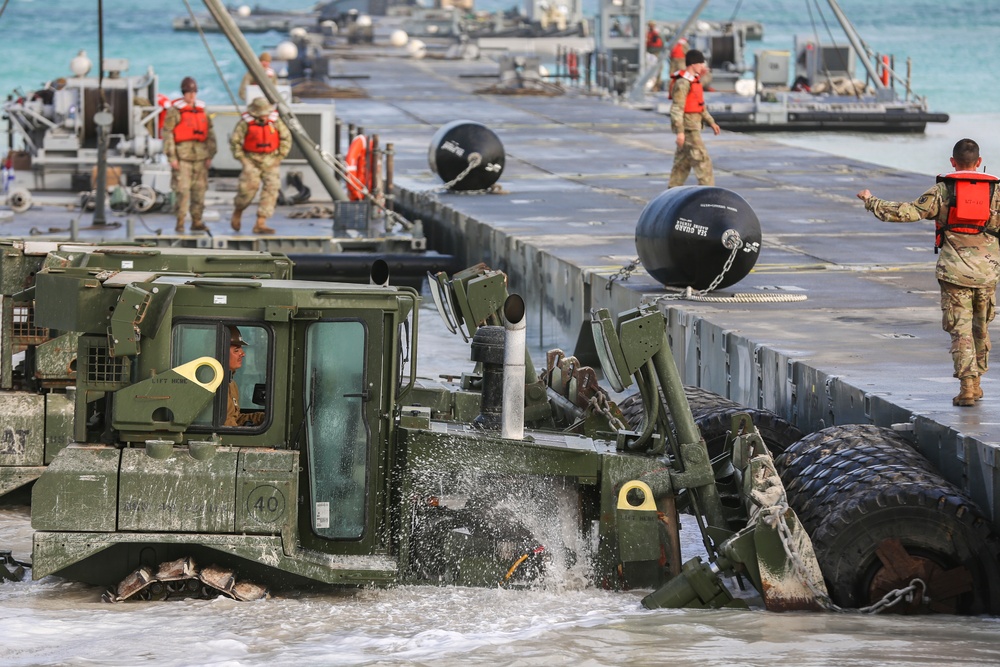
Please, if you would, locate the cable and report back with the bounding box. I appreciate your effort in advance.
[182,0,240,109]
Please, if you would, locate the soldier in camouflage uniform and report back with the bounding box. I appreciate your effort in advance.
[668,50,721,188]
[858,138,1000,406]
[238,51,278,102]
[229,97,292,235]
[162,77,217,233]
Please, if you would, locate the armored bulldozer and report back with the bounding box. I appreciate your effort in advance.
[23,261,1000,613]
[0,240,292,498]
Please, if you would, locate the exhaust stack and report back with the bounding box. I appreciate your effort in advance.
[369,259,390,286]
[502,294,526,440]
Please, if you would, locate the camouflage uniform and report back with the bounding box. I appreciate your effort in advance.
[668,76,717,187]
[162,104,217,229]
[865,184,1000,379]
[238,68,278,102]
[230,103,292,229]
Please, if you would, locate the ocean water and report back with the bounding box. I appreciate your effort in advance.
[1,0,998,177]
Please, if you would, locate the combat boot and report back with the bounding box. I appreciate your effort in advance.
[175,220,185,233]
[253,217,275,235]
[230,209,243,232]
[973,375,984,400]
[953,377,977,407]
[190,220,208,232]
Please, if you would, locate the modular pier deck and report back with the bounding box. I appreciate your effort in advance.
[322,54,1000,523]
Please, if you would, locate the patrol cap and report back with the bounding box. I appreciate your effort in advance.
[181,76,198,93]
[685,49,706,66]
[247,97,274,115]
[259,51,272,63]
[229,327,249,348]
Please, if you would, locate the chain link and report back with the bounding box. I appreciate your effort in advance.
[436,153,482,191]
[606,257,642,290]
[587,392,627,431]
[762,502,928,614]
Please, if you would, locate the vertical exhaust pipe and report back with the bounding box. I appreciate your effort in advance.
[502,294,526,440]
[369,258,390,286]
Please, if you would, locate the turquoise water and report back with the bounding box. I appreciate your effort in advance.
[0,0,998,175]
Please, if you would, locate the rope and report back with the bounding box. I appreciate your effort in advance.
[182,0,240,109]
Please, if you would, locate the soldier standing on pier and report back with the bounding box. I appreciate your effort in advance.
[163,77,217,233]
[230,97,292,235]
[858,138,1000,406]
[668,50,720,188]
[238,51,278,102]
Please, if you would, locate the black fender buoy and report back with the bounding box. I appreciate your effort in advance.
[635,186,761,290]
[428,120,505,191]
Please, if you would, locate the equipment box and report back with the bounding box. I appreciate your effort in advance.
[334,200,371,236]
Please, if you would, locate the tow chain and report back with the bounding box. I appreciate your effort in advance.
[430,153,507,195]
[763,503,928,614]
[587,392,627,431]
[606,240,807,303]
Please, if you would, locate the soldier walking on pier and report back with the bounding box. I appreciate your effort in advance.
[163,77,217,233]
[858,138,1000,406]
[230,97,292,235]
[668,50,720,188]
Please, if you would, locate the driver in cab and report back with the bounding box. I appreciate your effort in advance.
[227,326,265,427]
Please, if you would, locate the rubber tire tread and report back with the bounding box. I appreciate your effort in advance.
[617,386,739,431]
[810,479,1000,614]
[775,424,926,487]
[789,460,949,533]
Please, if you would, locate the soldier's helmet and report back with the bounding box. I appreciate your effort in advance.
[181,76,198,93]
[248,97,274,116]
[229,326,249,348]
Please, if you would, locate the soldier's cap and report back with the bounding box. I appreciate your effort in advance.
[259,51,272,63]
[181,76,198,93]
[229,327,249,348]
[647,20,656,26]
[247,97,274,115]
[685,49,706,66]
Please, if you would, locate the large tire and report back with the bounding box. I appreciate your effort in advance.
[810,480,1000,614]
[790,461,950,533]
[617,386,738,431]
[775,424,928,489]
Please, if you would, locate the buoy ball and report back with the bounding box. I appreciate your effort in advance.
[635,186,761,290]
[237,5,252,17]
[390,30,409,47]
[276,41,298,61]
[428,120,505,191]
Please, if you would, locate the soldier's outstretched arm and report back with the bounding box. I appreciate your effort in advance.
[859,184,941,223]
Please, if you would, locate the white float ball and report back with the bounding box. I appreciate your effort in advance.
[406,39,426,58]
[389,29,408,47]
[289,27,308,39]
[237,5,251,17]
[276,41,299,61]
[356,15,373,27]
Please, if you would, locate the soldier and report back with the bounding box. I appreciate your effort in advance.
[668,49,720,188]
[858,138,1000,406]
[226,326,265,427]
[229,97,292,235]
[668,36,689,74]
[238,51,278,102]
[162,77,216,233]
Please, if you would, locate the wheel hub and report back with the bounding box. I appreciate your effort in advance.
[868,538,973,613]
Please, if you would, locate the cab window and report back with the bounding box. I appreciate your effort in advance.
[170,321,271,431]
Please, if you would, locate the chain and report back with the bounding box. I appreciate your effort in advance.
[587,392,627,431]
[763,503,928,614]
[606,257,642,290]
[436,153,482,191]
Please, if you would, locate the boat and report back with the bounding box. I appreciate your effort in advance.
[625,0,949,133]
[172,3,319,33]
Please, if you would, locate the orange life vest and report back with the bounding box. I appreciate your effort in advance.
[345,134,371,202]
[670,40,688,60]
[935,171,1000,249]
[646,29,664,51]
[668,71,705,112]
[170,99,209,143]
[241,111,281,154]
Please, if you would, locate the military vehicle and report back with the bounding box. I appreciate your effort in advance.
[22,258,1000,614]
[0,240,293,498]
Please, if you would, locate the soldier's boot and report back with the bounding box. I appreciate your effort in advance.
[973,375,984,401]
[175,220,185,233]
[190,220,208,232]
[253,217,275,235]
[231,208,244,232]
[953,377,978,407]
